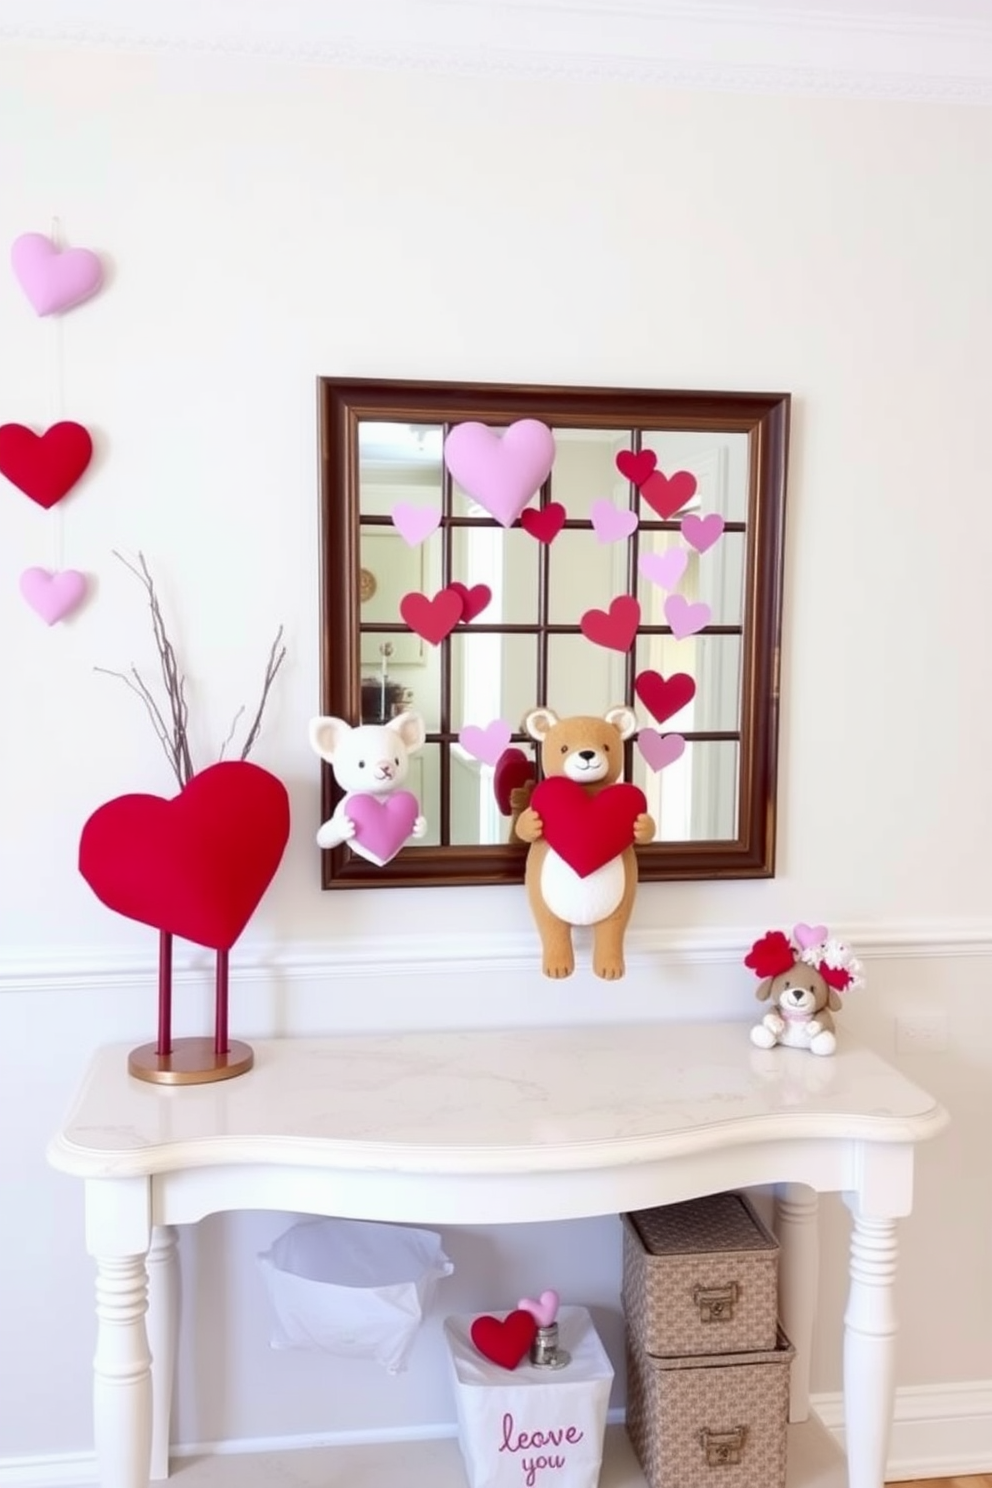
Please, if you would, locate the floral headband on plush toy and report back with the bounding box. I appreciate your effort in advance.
[744,925,865,993]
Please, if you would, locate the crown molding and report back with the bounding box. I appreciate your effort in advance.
[2,0,992,104]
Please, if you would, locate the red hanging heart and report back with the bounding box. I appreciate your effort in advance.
[615,449,657,487]
[531,777,647,878]
[448,581,492,623]
[79,762,290,951]
[399,587,464,644]
[520,502,566,544]
[635,669,696,725]
[494,747,535,816]
[0,421,93,508]
[579,595,640,652]
[640,468,697,520]
[470,1310,537,1370]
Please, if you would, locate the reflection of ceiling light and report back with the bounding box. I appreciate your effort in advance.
[359,422,443,464]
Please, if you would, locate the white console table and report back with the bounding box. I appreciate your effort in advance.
[47,1021,948,1488]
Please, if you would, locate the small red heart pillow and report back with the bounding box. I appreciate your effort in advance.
[0,421,93,508]
[470,1309,537,1370]
[79,761,290,951]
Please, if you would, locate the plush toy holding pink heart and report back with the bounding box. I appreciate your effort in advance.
[11,232,104,317]
[309,711,427,865]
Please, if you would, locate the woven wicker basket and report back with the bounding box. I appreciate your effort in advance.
[624,1326,794,1488]
[622,1192,779,1358]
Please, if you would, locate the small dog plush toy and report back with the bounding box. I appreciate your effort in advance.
[308,711,427,866]
[745,927,864,1056]
[514,707,655,980]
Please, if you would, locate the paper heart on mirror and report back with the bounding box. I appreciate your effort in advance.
[638,548,688,591]
[579,595,640,653]
[448,581,492,623]
[590,499,638,543]
[634,669,696,726]
[459,719,513,768]
[637,729,686,772]
[615,449,657,487]
[681,512,725,553]
[391,503,440,546]
[664,593,711,640]
[470,1310,537,1370]
[399,587,464,644]
[520,502,566,544]
[640,468,698,521]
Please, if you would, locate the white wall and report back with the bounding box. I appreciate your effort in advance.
[2,39,991,1473]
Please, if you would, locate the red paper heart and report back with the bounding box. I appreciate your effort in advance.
[399,587,464,644]
[640,468,697,520]
[520,502,566,544]
[494,747,535,816]
[635,669,696,725]
[616,449,657,487]
[79,762,290,951]
[531,777,647,878]
[448,581,492,623]
[579,595,641,652]
[0,421,93,508]
[470,1310,537,1370]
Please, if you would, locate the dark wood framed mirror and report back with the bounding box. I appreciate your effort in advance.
[316,376,790,889]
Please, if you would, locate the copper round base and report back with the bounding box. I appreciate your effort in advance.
[128,1037,254,1086]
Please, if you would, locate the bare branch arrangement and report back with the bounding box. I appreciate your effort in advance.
[95,551,287,791]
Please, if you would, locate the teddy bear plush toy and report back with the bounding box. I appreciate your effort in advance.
[308,711,427,866]
[745,927,864,1056]
[514,706,655,980]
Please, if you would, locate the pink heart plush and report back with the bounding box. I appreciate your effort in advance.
[794,922,828,951]
[11,233,103,316]
[345,790,419,866]
[637,730,686,772]
[443,419,555,528]
[638,548,688,591]
[590,500,638,543]
[391,503,440,546]
[681,512,725,554]
[459,719,512,768]
[665,594,711,640]
[517,1289,560,1327]
[19,566,87,624]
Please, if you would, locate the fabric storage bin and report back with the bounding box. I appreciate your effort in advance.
[624,1326,794,1488]
[444,1306,614,1488]
[622,1192,779,1357]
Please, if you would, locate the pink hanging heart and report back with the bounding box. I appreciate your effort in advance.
[590,500,638,543]
[638,549,688,591]
[443,419,555,528]
[459,719,512,768]
[391,503,440,546]
[11,232,103,316]
[346,791,419,866]
[19,566,87,625]
[637,729,686,772]
[794,922,828,951]
[517,1289,560,1327]
[681,512,725,554]
[664,593,710,640]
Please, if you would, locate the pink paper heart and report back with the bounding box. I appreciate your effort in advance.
[391,503,440,546]
[19,566,86,625]
[517,1289,559,1327]
[637,730,686,771]
[443,419,555,528]
[590,499,638,543]
[681,512,725,554]
[638,548,688,591]
[345,790,419,866]
[459,719,512,768]
[665,593,711,640]
[11,233,103,317]
[794,922,828,951]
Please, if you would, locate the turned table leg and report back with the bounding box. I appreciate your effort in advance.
[146,1226,180,1480]
[842,1204,899,1488]
[93,1251,153,1488]
[774,1182,819,1423]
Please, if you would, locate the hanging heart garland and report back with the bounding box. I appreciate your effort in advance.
[19,566,87,624]
[443,419,556,528]
[0,421,93,508]
[11,231,104,316]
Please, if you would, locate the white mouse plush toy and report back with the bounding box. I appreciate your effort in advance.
[309,711,427,866]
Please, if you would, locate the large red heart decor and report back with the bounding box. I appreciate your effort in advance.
[79,762,290,951]
[635,668,696,725]
[531,777,647,878]
[470,1310,538,1370]
[0,421,93,508]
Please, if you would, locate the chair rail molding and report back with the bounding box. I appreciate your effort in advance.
[3,0,992,104]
